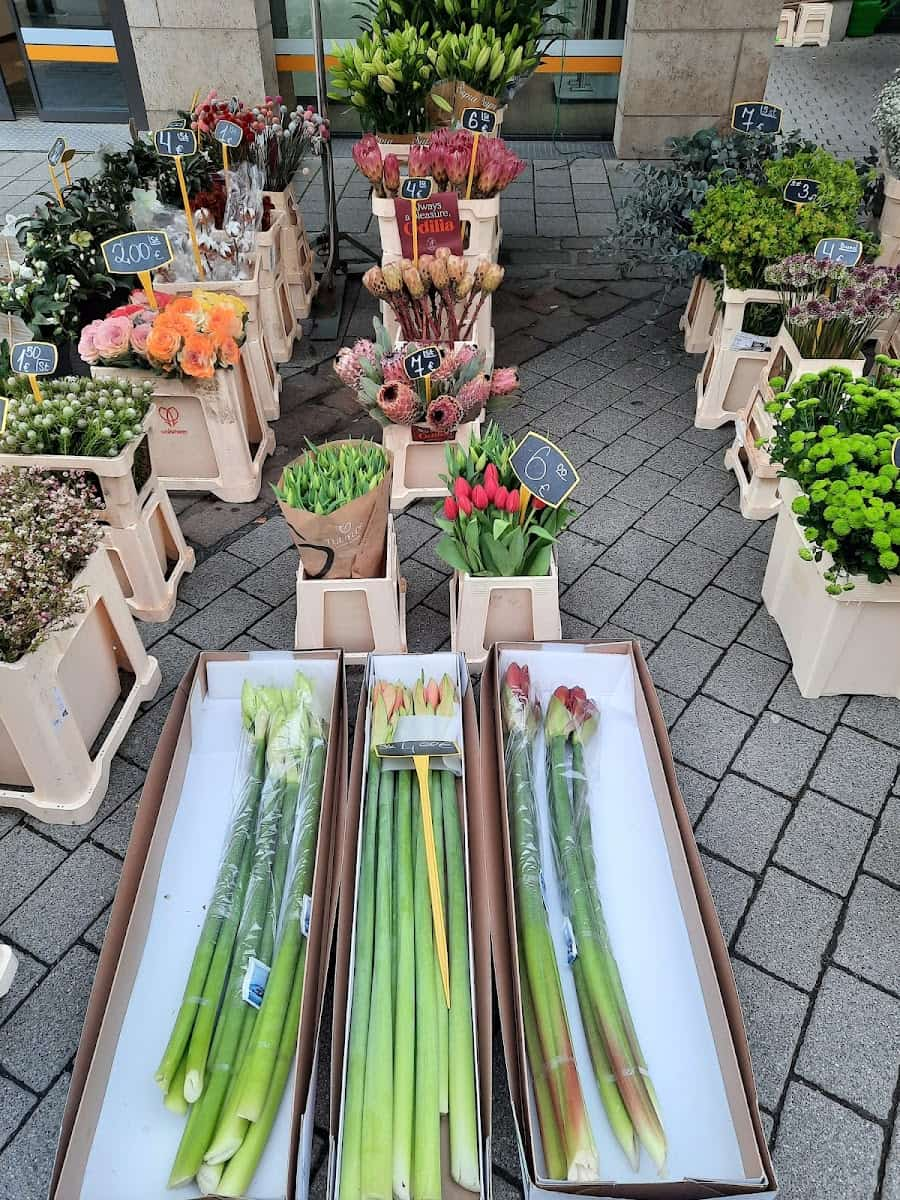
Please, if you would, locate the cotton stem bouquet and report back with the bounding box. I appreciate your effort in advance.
[340,674,480,1200]
[363,252,504,343]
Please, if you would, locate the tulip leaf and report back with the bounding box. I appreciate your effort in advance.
[436,535,471,574]
[492,517,510,540]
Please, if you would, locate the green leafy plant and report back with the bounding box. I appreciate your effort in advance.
[272,440,388,514]
[874,66,900,176]
[330,24,436,133]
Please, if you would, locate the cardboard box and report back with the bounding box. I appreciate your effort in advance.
[327,652,493,1200]
[481,641,776,1199]
[50,651,347,1200]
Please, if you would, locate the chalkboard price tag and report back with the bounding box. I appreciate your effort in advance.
[376,740,460,759]
[510,431,579,508]
[214,119,243,148]
[166,117,188,129]
[731,101,783,135]
[101,230,174,274]
[460,107,497,134]
[893,436,900,471]
[814,237,863,266]
[0,396,8,435]
[48,137,66,166]
[400,176,433,201]
[229,95,240,114]
[11,341,57,377]
[404,345,441,380]
[784,178,820,205]
[154,127,197,157]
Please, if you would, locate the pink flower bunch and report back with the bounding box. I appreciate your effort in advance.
[352,129,525,199]
[334,338,377,389]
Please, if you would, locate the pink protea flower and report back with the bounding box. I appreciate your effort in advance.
[353,134,384,186]
[455,375,490,415]
[489,366,519,396]
[408,143,432,179]
[383,153,401,194]
[380,353,408,384]
[377,381,420,424]
[334,339,375,389]
[426,394,463,432]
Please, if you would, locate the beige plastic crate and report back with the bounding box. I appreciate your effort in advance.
[694,279,781,429]
[382,414,482,512]
[263,188,318,320]
[294,516,407,666]
[449,553,562,672]
[104,487,195,622]
[0,548,161,823]
[681,275,718,355]
[724,385,782,521]
[794,2,832,45]
[764,325,865,388]
[776,6,798,44]
[372,193,501,260]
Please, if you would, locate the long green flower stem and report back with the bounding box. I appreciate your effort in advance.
[431,768,450,1117]
[546,732,665,1172]
[521,973,565,1182]
[164,1057,189,1117]
[441,768,480,1192]
[338,752,380,1200]
[412,807,442,1200]
[393,769,416,1200]
[155,716,268,1097]
[360,764,395,1200]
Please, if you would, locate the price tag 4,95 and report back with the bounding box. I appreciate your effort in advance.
[510,431,579,520]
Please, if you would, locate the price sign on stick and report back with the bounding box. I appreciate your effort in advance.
[815,237,863,266]
[510,431,579,522]
[784,178,820,207]
[893,436,900,470]
[404,345,441,406]
[46,137,67,207]
[213,118,243,187]
[154,128,204,279]
[166,117,188,129]
[400,177,433,201]
[731,101,783,134]
[11,341,57,404]
[0,395,8,435]
[460,107,496,134]
[101,230,174,309]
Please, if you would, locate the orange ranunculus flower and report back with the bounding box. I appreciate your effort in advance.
[156,309,200,339]
[145,323,182,367]
[207,304,243,343]
[217,334,240,368]
[168,295,203,319]
[181,331,216,379]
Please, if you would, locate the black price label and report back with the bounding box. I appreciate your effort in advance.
[47,137,66,166]
[814,237,863,266]
[11,341,57,376]
[510,431,579,508]
[101,230,174,274]
[166,117,187,128]
[731,101,783,135]
[404,345,441,380]
[400,177,433,200]
[460,107,497,134]
[214,119,243,148]
[784,178,820,205]
[0,396,8,435]
[229,95,240,114]
[376,740,460,759]
[154,127,197,157]
[60,147,76,165]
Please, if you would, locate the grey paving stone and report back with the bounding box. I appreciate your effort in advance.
[560,611,597,641]
[841,694,900,747]
[249,596,298,649]
[671,464,738,510]
[525,347,579,378]
[737,867,841,990]
[239,548,299,606]
[608,465,675,513]
[737,606,791,663]
[177,588,271,650]
[670,696,753,779]
[0,829,65,924]
[595,434,658,475]
[635,495,708,544]
[0,811,20,839]
[26,756,143,853]
[547,429,605,468]
[597,529,672,582]
[560,566,636,627]
[138,598,197,648]
[748,518,776,553]
[611,579,691,642]
[697,775,791,874]
[178,550,255,608]
[553,360,612,390]
[571,497,642,545]
[0,943,96,1090]
[651,540,728,598]
[629,409,693,447]
[733,713,826,798]
[769,673,848,734]
[403,559,446,610]
[700,853,754,943]
[554,531,601,588]
[116,694,174,769]
[732,960,808,1111]
[404,604,450,653]
[577,406,642,443]
[703,644,788,717]
[227,514,295,564]
[0,949,45,1028]
[141,633,198,700]
[394,513,437,558]
[673,764,718,825]
[642,437,711,479]
[606,362,662,391]
[1,842,120,962]
[656,688,686,728]
[0,1071,70,1200]
[712,545,770,602]
[590,340,641,368]
[797,967,900,1118]
[0,1075,35,1151]
[647,629,721,700]
[676,587,758,649]
[83,907,111,953]
[865,795,900,886]
[835,875,900,994]
[776,791,872,896]
[811,725,900,816]
[774,1082,882,1200]
[93,787,142,859]
[884,1118,900,1200]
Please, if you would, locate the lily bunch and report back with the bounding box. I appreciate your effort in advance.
[157,676,328,1197]
[544,686,666,1173]
[273,440,388,514]
[365,0,551,48]
[340,675,480,1200]
[0,374,153,459]
[430,27,538,98]
[363,251,504,342]
[435,422,570,576]
[330,24,439,135]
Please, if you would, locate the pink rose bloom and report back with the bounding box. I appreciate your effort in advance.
[93,316,133,360]
[130,321,151,357]
[77,320,103,365]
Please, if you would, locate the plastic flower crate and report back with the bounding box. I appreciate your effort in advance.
[723,383,782,521]
[0,547,161,823]
[294,515,407,666]
[776,6,798,44]
[763,479,900,697]
[448,552,561,672]
[372,193,501,261]
[694,278,781,429]
[764,325,866,387]
[794,2,833,45]
[878,170,900,267]
[383,414,482,512]
[680,275,718,354]
[93,361,274,504]
[263,187,318,320]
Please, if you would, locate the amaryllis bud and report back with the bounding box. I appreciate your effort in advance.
[506,488,520,513]
[458,493,473,516]
[472,484,488,510]
[383,153,401,193]
[453,475,471,501]
[443,495,459,520]
[495,485,509,509]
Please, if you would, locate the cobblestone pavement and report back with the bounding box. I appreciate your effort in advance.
[2,249,900,1199]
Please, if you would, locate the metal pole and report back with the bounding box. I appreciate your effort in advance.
[310,0,340,287]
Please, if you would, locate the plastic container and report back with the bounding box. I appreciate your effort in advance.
[449,553,561,671]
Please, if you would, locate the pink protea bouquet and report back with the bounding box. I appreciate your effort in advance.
[334,317,519,435]
[353,129,525,199]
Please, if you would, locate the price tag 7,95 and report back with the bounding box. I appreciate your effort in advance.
[403,346,441,380]
[731,101,783,134]
[510,431,579,509]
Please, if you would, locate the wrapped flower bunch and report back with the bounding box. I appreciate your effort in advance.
[353,130,525,199]
[334,318,518,433]
[79,290,249,379]
[0,374,154,458]
[434,422,573,576]
[363,251,503,342]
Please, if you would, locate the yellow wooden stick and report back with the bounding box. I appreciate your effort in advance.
[62,161,72,187]
[137,269,158,309]
[175,156,205,279]
[222,143,230,193]
[464,132,480,201]
[411,196,418,265]
[48,164,64,208]
[28,374,42,404]
[518,484,531,524]
[413,754,451,1009]
[424,374,431,406]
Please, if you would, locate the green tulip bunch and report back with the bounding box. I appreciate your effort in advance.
[330,24,439,134]
[273,440,388,516]
[431,26,537,96]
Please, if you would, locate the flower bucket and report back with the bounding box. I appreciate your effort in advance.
[263,188,318,321]
[764,325,866,389]
[694,276,780,429]
[680,275,718,355]
[0,547,161,823]
[383,414,481,512]
[372,193,501,261]
[294,515,407,666]
[763,479,900,697]
[92,362,274,504]
[723,382,782,521]
[382,299,495,373]
[449,552,561,672]
[793,2,833,45]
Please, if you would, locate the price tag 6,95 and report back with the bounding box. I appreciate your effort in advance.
[460,107,497,134]
[510,431,579,508]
